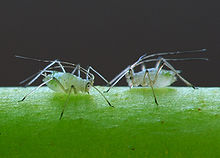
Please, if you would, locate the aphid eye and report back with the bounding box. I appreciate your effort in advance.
[87,83,91,88]
[129,76,133,80]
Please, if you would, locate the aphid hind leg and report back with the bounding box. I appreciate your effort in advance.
[24,60,57,86]
[160,58,196,89]
[50,77,69,93]
[143,70,159,105]
[24,60,67,87]
[19,78,53,102]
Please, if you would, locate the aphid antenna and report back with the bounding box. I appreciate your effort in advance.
[15,55,77,67]
[15,55,54,63]
[136,57,209,67]
[15,55,100,82]
[140,49,206,61]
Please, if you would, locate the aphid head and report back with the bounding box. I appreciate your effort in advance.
[125,69,133,87]
[85,81,93,93]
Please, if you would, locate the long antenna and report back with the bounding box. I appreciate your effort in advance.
[140,49,206,61]
[15,55,99,82]
[136,57,208,67]
[15,55,53,63]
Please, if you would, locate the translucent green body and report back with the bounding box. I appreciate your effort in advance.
[43,71,91,93]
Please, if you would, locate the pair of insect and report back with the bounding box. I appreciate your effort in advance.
[16,49,207,119]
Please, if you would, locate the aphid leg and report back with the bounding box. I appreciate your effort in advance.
[19,71,41,85]
[25,60,61,86]
[92,85,114,107]
[50,77,69,93]
[106,54,148,89]
[71,64,80,75]
[153,63,165,85]
[104,66,131,93]
[86,67,90,80]
[107,66,130,86]
[143,70,159,106]
[152,59,165,85]
[19,78,53,102]
[161,58,196,89]
[86,66,109,84]
[78,65,81,77]
[128,68,135,88]
[59,85,76,120]
[57,62,66,73]
[155,58,162,69]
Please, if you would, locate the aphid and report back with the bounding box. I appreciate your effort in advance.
[16,56,113,120]
[105,49,208,105]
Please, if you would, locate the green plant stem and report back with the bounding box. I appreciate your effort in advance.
[0,87,220,157]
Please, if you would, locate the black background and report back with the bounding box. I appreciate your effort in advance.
[0,0,219,87]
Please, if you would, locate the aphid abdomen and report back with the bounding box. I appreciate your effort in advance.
[44,72,89,93]
[151,69,177,88]
[43,72,67,93]
[130,68,178,88]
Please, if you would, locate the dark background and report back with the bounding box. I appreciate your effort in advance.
[0,0,219,87]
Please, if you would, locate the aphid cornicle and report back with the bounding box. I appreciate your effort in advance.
[105,49,208,105]
[16,56,113,120]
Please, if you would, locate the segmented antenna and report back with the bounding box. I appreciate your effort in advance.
[140,49,206,61]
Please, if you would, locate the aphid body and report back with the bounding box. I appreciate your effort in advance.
[43,71,93,94]
[16,56,112,120]
[125,68,178,88]
[106,49,208,105]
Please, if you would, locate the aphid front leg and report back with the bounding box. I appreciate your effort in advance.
[86,66,109,84]
[160,58,196,89]
[59,85,76,120]
[143,70,159,105]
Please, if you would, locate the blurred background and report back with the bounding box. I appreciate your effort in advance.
[0,0,219,87]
